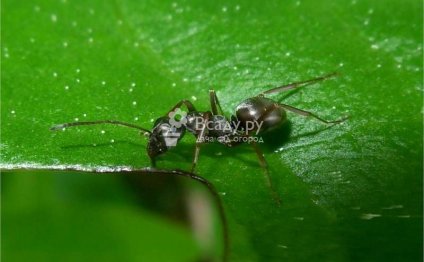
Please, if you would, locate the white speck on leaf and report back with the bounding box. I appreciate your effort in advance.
[382,205,403,210]
[360,213,381,220]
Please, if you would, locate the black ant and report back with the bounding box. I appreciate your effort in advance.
[51,72,347,204]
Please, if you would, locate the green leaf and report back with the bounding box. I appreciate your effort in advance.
[2,0,422,261]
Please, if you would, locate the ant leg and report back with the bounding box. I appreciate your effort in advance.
[167,100,196,115]
[50,120,151,134]
[279,103,348,124]
[250,141,281,205]
[209,89,225,116]
[261,72,338,95]
[191,112,212,173]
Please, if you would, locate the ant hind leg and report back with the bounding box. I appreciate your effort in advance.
[260,72,338,96]
[250,141,281,205]
[279,103,348,124]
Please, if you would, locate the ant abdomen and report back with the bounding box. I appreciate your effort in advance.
[235,97,287,133]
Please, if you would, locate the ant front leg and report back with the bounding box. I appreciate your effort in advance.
[191,112,212,173]
[209,89,226,116]
[167,99,197,115]
[260,72,338,96]
[278,103,348,124]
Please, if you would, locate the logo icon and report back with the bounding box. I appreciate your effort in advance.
[162,108,187,147]
[162,123,181,147]
[168,108,187,128]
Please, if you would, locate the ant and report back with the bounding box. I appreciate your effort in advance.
[51,72,347,204]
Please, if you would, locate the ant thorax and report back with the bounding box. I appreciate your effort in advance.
[185,112,234,137]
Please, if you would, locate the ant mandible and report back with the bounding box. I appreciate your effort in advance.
[51,72,347,204]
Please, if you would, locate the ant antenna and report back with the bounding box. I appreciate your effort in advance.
[50,120,151,135]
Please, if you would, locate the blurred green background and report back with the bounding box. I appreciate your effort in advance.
[2,170,215,261]
[1,0,422,261]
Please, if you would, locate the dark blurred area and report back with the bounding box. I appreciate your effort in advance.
[1,170,223,262]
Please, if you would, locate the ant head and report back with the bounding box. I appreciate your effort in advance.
[147,132,168,160]
[147,117,186,161]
